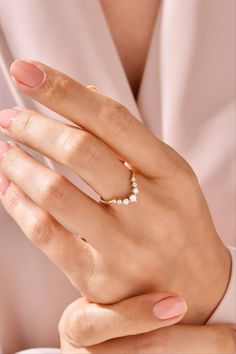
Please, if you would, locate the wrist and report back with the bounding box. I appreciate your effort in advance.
[171,231,231,324]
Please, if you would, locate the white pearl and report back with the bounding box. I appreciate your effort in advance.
[123,199,130,205]
[129,194,137,202]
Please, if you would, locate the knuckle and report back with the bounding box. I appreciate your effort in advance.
[231,327,236,352]
[75,307,95,346]
[171,158,199,187]
[215,326,228,351]
[42,74,72,102]
[153,329,170,351]
[182,162,198,183]
[132,330,169,354]
[62,130,99,165]
[215,325,236,352]
[68,306,95,347]
[14,109,33,132]
[27,213,52,246]
[131,330,169,354]
[182,165,201,194]
[4,185,22,213]
[98,100,134,136]
[2,151,19,171]
[133,334,157,354]
[38,174,66,205]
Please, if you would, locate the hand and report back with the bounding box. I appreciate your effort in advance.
[0,59,230,323]
[59,295,236,354]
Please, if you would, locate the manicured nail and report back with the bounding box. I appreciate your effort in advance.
[0,171,10,196]
[153,297,187,320]
[10,60,46,88]
[0,109,17,129]
[0,141,11,160]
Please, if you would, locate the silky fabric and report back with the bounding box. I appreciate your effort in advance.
[0,0,235,352]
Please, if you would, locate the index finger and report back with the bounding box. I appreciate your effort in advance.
[10,59,181,179]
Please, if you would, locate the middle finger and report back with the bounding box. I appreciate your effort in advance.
[0,107,131,201]
[0,141,111,247]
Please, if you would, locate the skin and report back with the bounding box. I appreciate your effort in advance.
[59,295,236,353]
[0,58,232,334]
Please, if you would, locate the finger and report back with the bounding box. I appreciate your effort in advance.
[0,141,111,246]
[0,180,93,290]
[61,324,236,354]
[152,324,236,354]
[10,59,181,179]
[0,107,131,201]
[59,293,187,347]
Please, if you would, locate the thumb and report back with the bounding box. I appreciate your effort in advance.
[59,293,187,348]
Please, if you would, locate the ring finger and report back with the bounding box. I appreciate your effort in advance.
[0,178,93,291]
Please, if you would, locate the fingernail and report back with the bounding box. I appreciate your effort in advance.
[0,109,17,129]
[153,297,187,320]
[10,60,46,88]
[0,171,10,196]
[0,141,11,160]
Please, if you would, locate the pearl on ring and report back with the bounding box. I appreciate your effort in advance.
[99,167,139,206]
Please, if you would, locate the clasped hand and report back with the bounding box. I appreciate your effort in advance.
[0,60,233,352]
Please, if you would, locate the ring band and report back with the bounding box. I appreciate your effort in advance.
[99,169,139,205]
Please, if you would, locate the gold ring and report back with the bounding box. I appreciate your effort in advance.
[99,169,139,206]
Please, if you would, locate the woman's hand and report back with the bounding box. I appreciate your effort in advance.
[0,60,230,324]
[59,295,236,354]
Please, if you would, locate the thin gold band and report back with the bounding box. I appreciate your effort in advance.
[99,169,139,206]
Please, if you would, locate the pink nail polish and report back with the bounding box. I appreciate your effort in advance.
[0,171,10,195]
[153,297,187,320]
[0,141,11,160]
[10,60,46,88]
[0,109,17,129]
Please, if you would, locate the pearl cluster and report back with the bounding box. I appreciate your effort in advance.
[100,171,139,205]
